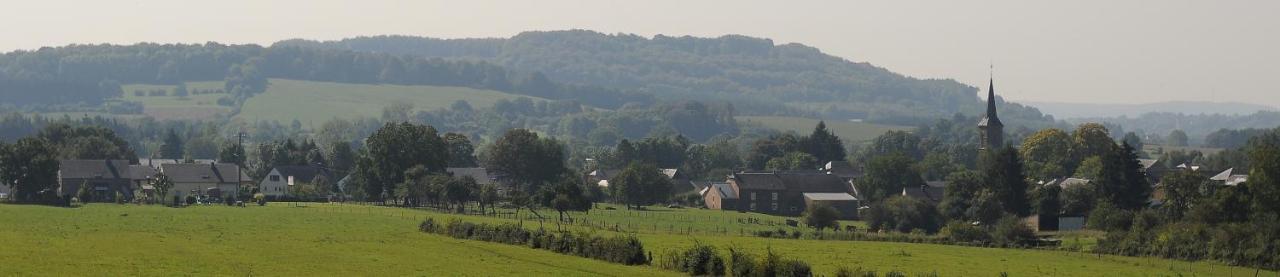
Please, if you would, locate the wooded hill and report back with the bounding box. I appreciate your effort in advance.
[277,30,1056,127]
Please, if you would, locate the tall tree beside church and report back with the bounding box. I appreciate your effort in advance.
[804,121,846,164]
[979,145,1030,216]
[857,153,924,203]
[1094,141,1151,210]
[1020,128,1073,180]
[160,128,184,159]
[1071,123,1115,161]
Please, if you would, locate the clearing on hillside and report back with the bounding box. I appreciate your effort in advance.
[236,79,550,126]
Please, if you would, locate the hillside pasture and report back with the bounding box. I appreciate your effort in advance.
[235,79,549,126]
[122,81,234,120]
[737,116,914,144]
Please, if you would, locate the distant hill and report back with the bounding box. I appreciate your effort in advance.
[276,30,1057,128]
[1029,101,1277,119]
[1069,110,1280,145]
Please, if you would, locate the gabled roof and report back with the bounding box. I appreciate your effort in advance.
[1138,159,1160,170]
[273,165,333,183]
[702,182,738,199]
[59,160,131,180]
[1210,168,1234,181]
[161,163,250,184]
[129,165,158,180]
[447,167,494,184]
[731,171,848,193]
[1210,168,1248,186]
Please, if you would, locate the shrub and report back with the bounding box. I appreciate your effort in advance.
[1086,202,1133,232]
[663,243,726,276]
[940,221,990,244]
[991,215,1036,247]
[728,247,756,277]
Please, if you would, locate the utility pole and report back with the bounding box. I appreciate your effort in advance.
[237,132,245,199]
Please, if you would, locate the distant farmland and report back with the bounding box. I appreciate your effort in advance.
[236,79,549,127]
[737,116,914,144]
[122,81,233,120]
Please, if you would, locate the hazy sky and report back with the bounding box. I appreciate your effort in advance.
[4,0,1278,107]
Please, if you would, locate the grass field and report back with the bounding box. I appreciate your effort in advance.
[122,81,233,120]
[235,79,547,126]
[3,203,1270,276]
[737,116,914,145]
[0,204,673,276]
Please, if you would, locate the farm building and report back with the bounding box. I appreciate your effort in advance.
[58,160,138,202]
[802,193,859,219]
[259,165,335,197]
[161,163,251,198]
[900,181,946,204]
[719,171,857,217]
[700,182,737,210]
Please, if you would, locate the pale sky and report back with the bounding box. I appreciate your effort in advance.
[3,0,1278,107]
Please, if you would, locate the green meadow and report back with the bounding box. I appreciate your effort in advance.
[1,203,1270,276]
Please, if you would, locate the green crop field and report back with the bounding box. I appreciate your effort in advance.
[0,204,673,276]
[737,116,914,145]
[235,79,548,127]
[3,203,1268,276]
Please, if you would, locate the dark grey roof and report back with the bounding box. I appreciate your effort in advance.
[60,160,131,180]
[824,161,862,179]
[705,182,737,199]
[274,165,333,183]
[447,167,494,184]
[129,165,158,180]
[161,163,250,184]
[902,185,943,202]
[731,171,848,193]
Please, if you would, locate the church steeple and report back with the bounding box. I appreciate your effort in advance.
[978,75,1004,150]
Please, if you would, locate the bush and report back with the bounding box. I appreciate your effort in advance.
[1086,202,1133,232]
[991,215,1036,247]
[862,196,942,233]
[662,243,726,276]
[940,221,990,244]
[728,247,756,277]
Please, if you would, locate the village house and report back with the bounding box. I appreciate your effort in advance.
[699,182,736,210]
[161,163,251,198]
[259,165,335,197]
[718,171,858,218]
[58,160,137,202]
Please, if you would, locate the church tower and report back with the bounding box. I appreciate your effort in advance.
[978,77,1004,151]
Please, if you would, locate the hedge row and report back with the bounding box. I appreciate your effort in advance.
[418,218,648,265]
[659,244,812,277]
[1094,221,1280,270]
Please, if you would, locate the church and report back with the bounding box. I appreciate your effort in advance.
[978,78,1004,150]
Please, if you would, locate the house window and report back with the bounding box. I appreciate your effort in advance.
[270,175,280,182]
[750,203,757,211]
[771,192,778,200]
[771,203,778,211]
[750,192,757,200]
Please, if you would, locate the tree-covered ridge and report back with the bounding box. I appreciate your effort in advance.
[0,42,644,110]
[277,30,1055,126]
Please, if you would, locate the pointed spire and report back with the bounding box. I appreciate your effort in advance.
[987,76,997,116]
